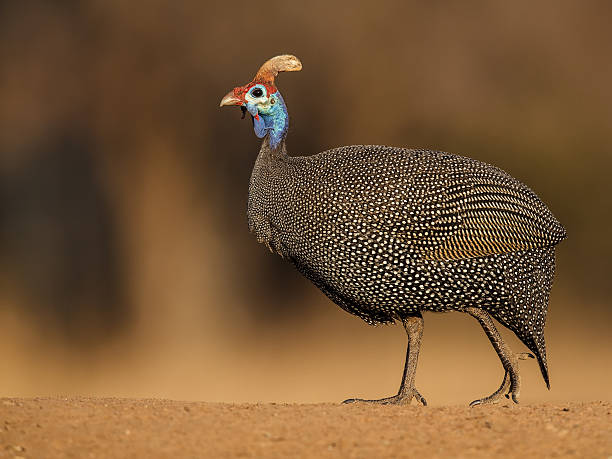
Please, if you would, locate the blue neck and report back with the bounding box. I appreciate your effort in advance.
[252,92,289,150]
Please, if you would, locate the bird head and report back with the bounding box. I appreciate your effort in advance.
[219,55,302,145]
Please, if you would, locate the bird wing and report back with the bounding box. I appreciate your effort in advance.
[296,146,565,262]
[410,158,567,261]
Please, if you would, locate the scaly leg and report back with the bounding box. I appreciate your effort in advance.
[465,307,534,406]
[343,313,427,406]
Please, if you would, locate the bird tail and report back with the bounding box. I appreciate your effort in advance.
[492,246,555,389]
[524,334,550,389]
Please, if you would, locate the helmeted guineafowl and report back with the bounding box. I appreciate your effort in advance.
[220,55,566,406]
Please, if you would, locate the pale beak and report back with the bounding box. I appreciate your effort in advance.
[219,90,243,107]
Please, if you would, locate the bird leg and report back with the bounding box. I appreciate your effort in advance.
[343,313,427,406]
[465,307,535,406]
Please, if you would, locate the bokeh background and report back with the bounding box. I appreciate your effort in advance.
[1,1,610,405]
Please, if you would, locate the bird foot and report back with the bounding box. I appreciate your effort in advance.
[469,353,533,407]
[343,388,427,406]
[469,371,511,406]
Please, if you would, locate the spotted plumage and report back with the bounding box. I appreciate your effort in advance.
[221,55,566,405]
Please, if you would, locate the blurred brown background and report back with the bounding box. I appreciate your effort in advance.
[0,1,610,405]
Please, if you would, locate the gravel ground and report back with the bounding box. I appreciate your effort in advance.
[0,398,610,458]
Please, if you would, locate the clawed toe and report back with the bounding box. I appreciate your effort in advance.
[517,352,535,360]
[343,389,427,406]
[470,370,515,406]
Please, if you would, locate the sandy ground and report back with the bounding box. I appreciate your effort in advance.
[0,398,610,458]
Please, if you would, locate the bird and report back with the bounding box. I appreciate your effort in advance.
[219,54,566,406]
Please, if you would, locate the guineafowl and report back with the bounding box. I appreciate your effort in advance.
[219,55,566,406]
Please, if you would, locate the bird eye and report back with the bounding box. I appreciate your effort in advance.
[251,88,263,98]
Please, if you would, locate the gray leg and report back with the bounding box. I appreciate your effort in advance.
[465,307,534,406]
[343,313,427,406]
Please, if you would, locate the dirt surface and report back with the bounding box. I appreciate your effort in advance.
[0,398,610,458]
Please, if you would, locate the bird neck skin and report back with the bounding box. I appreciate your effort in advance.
[253,91,289,152]
[258,134,288,163]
